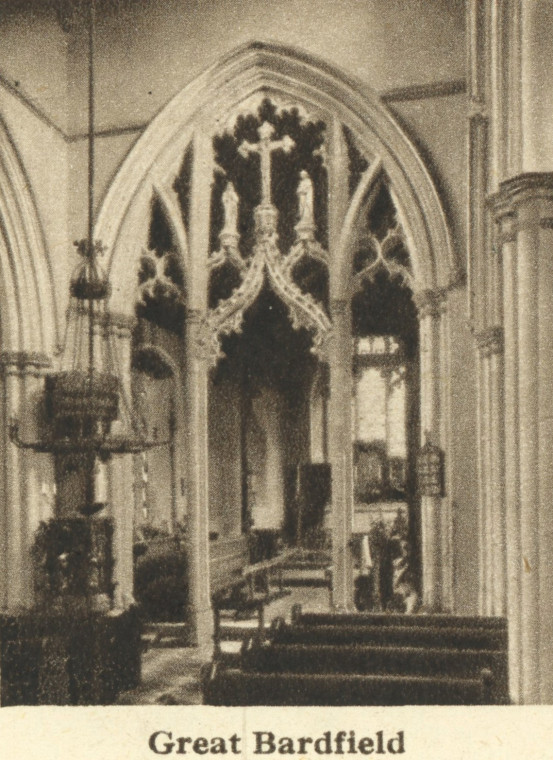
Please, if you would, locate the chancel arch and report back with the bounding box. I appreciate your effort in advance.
[95,41,458,642]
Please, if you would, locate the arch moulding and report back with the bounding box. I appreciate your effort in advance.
[0,117,57,356]
[96,41,458,314]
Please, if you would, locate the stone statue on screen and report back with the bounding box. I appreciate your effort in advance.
[297,170,314,225]
[221,181,239,237]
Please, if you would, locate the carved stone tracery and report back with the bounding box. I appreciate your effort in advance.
[352,223,413,294]
[137,248,184,307]
[205,119,332,364]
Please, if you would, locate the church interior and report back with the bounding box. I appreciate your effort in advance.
[0,0,552,706]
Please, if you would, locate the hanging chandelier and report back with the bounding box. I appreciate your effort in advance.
[10,0,162,463]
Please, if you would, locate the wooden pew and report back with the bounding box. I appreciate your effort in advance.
[241,549,296,602]
[291,604,507,630]
[202,662,490,705]
[240,637,508,703]
[211,546,295,656]
[270,618,507,651]
[210,536,252,656]
[210,536,249,598]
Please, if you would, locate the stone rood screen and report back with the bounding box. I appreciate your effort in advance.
[205,97,331,364]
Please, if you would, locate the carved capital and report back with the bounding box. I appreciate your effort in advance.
[476,326,504,357]
[217,231,241,256]
[494,210,517,246]
[413,288,446,319]
[490,207,553,247]
[468,99,489,122]
[447,265,466,291]
[294,219,316,243]
[254,204,279,239]
[0,351,52,376]
[490,172,553,222]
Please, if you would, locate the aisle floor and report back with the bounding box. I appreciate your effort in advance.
[117,583,330,705]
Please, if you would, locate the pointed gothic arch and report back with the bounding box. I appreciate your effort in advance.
[96,41,457,312]
[0,116,59,610]
[94,41,459,633]
[0,117,58,354]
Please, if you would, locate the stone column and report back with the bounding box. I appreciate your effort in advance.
[415,290,445,611]
[107,318,136,610]
[3,357,24,610]
[476,326,506,617]
[476,331,491,615]
[537,216,553,704]
[20,357,57,604]
[326,119,354,612]
[495,206,522,701]
[0,352,53,610]
[328,298,354,612]
[438,295,453,611]
[183,127,214,648]
[109,453,135,610]
[492,173,553,703]
[489,328,506,617]
[515,184,539,704]
[184,309,213,645]
[520,1,553,173]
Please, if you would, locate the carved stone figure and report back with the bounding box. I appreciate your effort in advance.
[221,181,239,236]
[297,169,314,228]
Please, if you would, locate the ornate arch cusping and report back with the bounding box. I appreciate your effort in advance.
[96,41,457,318]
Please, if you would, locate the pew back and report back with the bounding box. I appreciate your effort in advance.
[271,620,507,651]
[292,606,507,631]
[210,536,249,597]
[241,640,508,703]
[203,666,488,706]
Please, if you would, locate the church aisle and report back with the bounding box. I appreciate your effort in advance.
[116,647,207,705]
[116,584,331,705]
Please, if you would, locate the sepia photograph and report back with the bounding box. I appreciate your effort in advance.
[0,0,552,741]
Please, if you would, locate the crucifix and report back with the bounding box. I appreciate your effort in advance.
[238,121,295,205]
